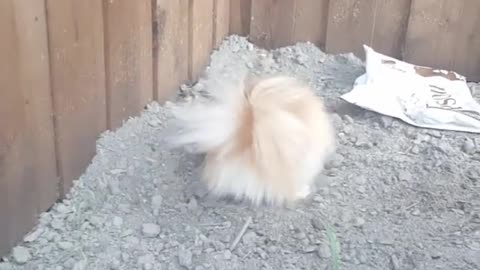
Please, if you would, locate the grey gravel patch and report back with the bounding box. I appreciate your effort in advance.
[11,247,30,265]
[1,35,480,270]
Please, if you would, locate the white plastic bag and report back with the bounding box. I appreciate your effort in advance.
[341,45,480,133]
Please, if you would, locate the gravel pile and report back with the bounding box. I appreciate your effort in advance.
[1,35,479,270]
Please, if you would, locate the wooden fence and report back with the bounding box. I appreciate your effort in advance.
[1,0,479,256]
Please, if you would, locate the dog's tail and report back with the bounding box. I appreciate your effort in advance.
[166,75,252,153]
[167,74,324,155]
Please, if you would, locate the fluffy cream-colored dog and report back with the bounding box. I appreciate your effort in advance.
[168,74,336,206]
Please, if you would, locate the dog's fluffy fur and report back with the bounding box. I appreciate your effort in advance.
[168,74,336,206]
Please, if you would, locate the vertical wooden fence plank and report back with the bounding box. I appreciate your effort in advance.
[250,0,329,49]
[0,0,58,255]
[213,0,230,48]
[103,0,153,129]
[405,0,480,81]
[292,0,330,49]
[250,0,296,49]
[371,0,412,59]
[326,0,411,59]
[46,0,107,196]
[154,0,189,102]
[189,0,214,82]
[229,0,251,36]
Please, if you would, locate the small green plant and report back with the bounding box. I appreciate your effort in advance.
[325,224,341,270]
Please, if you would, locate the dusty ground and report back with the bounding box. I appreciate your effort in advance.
[1,36,480,270]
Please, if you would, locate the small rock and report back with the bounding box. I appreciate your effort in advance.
[466,166,480,181]
[178,246,193,268]
[151,195,163,209]
[430,251,441,259]
[343,115,355,124]
[325,154,344,169]
[294,231,306,240]
[428,130,442,138]
[379,116,393,128]
[192,182,208,199]
[58,241,74,250]
[223,250,232,260]
[12,246,31,264]
[462,138,476,154]
[355,176,367,185]
[24,228,43,243]
[357,250,368,264]
[126,236,139,245]
[411,209,421,216]
[55,204,70,214]
[138,254,155,266]
[50,218,64,230]
[353,217,366,227]
[73,259,87,270]
[317,244,331,258]
[410,145,420,154]
[396,171,412,182]
[313,194,324,202]
[0,262,13,270]
[121,253,130,262]
[108,180,121,195]
[142,223,161,237]
[192,82,204,91]
[187,197,198,210]
[113,216,123,227]
[330,113,343,129]
[354,137,372,149]
[356,186,366,193]
[242,231,258,245]
[390,254,401,270]
[311,219,324,230]
[295,52,309,65]
[302,245,317,253]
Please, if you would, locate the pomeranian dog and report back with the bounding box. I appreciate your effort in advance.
[167,74,336,206]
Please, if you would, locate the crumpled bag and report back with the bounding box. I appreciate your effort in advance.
[341,45,480,133]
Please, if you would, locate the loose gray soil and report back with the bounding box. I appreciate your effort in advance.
[1,36,480,270]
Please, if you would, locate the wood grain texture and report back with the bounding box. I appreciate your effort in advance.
[189,0,214,82]
[250,0,296,49]
[326,0,411,59]
[405,0,480,81]
[46,0,107,196]
[214,0,230,48]
[229,0,251,36]
[292,0,330,49]
[250,0,329,49]
[154,0,189,102]
[103,0,153,129]
[0,0,58,255]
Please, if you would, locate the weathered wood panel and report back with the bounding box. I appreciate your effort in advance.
[103,0,153,129]
[326,0,411,59]
[46,0,107,196]
[292,0,330,49]
[0,0,58,255]
[189,0,214,82]
[214,0,230,48]
[154,0,190,102]
[250,0,296,49]
[405,0,480,81]
[229,0,251,36]
[250,0,330,49]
